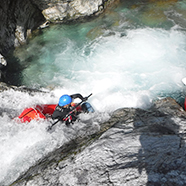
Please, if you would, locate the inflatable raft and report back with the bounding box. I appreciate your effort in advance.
[16,102,94,123]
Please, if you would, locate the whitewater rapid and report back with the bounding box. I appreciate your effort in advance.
[0,88,111,185]
[20,27,186,110]
[1,0,186,185]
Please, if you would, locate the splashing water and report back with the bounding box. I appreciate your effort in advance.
[21,28,186,110]
[14,0,186,111]
[2,0,186,185]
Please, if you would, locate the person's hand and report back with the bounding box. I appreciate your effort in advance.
[83,97,88,102]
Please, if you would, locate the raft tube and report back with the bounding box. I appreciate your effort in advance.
[17,104,57,123]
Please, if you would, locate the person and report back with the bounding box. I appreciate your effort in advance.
[52,93,90,125]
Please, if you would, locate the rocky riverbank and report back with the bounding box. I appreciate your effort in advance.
[9,94,186,186]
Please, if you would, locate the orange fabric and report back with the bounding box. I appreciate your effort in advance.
[18,107,46,123]
[71,102,82,111]
[36,104,57,115]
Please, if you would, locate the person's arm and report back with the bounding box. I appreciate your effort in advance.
[70,93,85,101]
[52,106,69,120]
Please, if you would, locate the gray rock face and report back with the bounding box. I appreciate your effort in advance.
[0,54,7,81]
[32,0,104,22]
[0,0,45,55]
[12,97,186,186]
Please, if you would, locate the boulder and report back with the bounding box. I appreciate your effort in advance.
[31,0,118,22]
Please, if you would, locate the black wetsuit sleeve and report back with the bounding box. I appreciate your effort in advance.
[52,105,70,120]
[70,93,84,101]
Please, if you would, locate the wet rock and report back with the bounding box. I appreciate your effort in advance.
[0,54,7,81]
[0,82,48,94]
[0,0,45,56]
[33,0,117,23]
[0,54,7,68]
[11,97,186,186]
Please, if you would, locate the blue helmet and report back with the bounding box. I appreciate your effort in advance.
[58,94,72,107]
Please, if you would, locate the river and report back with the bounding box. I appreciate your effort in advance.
[1,0,186,185]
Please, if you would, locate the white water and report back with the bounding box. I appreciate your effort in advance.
[1,1,186,185]
[21,27,186,110]
[0,89,110,185]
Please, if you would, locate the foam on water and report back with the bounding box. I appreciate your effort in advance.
[0,89,109,185]
[21,27,186,111]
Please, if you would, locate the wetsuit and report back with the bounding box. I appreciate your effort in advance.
[52,93,85,124]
